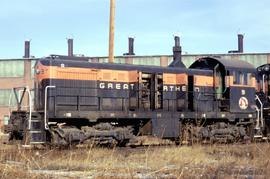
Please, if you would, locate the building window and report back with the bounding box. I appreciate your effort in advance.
[31,60,37,78]
[0,60,24,77]
[0,89,15,106]
[0,89,34,107]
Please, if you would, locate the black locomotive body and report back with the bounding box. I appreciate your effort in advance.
[6,37,259,146]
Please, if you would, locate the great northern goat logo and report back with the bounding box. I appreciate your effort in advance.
[239,97,248,110]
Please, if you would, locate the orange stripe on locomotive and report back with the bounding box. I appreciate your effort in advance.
[193,75,213,87]
[163,73,188,85]
[36,61,138,83]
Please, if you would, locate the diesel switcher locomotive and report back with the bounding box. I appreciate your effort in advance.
[6,37,262,146]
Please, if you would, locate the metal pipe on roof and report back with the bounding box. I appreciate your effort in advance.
[24,40,30,58]
[228,34,244,53]
[124,37,135,55]
[238,34,244,53]
[128,37,135,55]
[67,38,74,56]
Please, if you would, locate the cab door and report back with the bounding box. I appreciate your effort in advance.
[188,75,194,111]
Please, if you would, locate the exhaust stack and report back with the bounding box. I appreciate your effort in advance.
[128,37,135,55]
[169,36,185,67]
[238,34,244,53]
[67,38,73,56]
[24,40,30,58]
[123,37,135,55]
[228,34,244,53]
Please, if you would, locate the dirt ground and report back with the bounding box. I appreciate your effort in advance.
[0,134,270,179]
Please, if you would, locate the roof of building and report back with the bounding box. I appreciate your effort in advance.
[0,52,270,61]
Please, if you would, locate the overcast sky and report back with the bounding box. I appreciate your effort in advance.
[0,0,269,58]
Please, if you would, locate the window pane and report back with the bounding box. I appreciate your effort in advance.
[0,60,24,77]
[31,60,37,78]
[0,89,16,106]
[233,71,237,84]
[239,72,244,85]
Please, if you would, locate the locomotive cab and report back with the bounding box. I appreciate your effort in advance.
[190,57,256,117]
[178,57,257,143]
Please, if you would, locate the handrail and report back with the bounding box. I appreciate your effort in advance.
[255,95,264,128]
[8,90,14,120]
[26,87,32,130]
[262,74,266,93]
[8,86,33,130]
[44,86,56,130]
[253,105,260,129]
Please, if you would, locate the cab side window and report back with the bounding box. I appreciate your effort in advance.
[246,73,253,86]
[232,71,237,84]
[239,72,244,85]
[232,71,249,85]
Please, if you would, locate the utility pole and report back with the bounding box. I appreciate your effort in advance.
[108,0,115,63]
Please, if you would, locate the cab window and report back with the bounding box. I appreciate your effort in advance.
[232,71,237,84]
[239,72,244,85]
[246,73,254,86]
[232,71,249,85]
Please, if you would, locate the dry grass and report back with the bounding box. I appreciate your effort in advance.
[0,142,270,178]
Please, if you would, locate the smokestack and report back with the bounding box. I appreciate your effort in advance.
[67,38,73,56]
[169,36,185,67]
[24,40,30,58]
[238,34,244,53]
[124,37,135,55]
[228,34,244,53]
[128,37,135,55]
